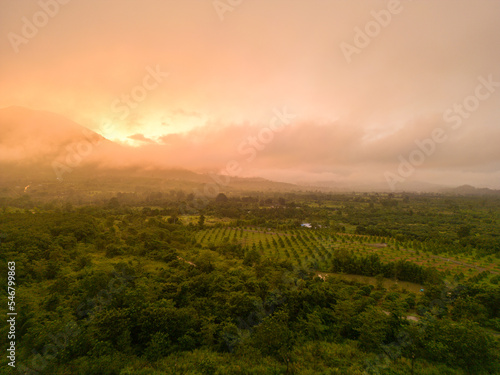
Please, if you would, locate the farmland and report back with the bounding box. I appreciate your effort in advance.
[0,190,499,374]
[194,225,500,285]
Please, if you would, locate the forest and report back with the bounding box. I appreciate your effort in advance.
[1,190,499,374]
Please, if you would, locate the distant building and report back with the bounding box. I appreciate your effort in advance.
[301,223,312,228]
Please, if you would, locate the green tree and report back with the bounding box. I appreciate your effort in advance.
[421,318,499,374]
[215,193,228,203]
[198,214,205,229]
[144,332,171,362]
[356,306,390,352]
[252,310,294,364]
[457,225,471,239]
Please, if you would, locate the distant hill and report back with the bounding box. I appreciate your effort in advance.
[297,179,448,193]
[442,184,500,196]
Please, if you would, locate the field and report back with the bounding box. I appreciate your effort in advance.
[194,225,500,283]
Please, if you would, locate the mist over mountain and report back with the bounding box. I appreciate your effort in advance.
[0,106,112,166]
[0,106,499,195]
[0,107,302,194]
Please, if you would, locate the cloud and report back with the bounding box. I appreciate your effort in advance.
[1,106,499,188]
[126,115,500,187]
[128,134,156,144]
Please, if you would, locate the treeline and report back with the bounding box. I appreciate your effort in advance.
[330,249,442,285]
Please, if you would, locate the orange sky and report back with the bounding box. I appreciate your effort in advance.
[1,1,500,188]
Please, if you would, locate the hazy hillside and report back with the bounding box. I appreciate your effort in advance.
[0,106,109,161]
[443,184,500,196]
[1,107,498,196]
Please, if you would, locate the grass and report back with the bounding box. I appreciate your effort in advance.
[318,272,423,294]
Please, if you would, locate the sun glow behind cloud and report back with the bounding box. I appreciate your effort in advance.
[95,110,209,146]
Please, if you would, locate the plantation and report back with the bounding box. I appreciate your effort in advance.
[195,225,500,285]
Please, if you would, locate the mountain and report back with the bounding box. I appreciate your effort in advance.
[0,106,110,162]
[0,107,302,194]
[0,106,119,182]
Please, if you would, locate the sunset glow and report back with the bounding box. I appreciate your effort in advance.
[1,0,499,189]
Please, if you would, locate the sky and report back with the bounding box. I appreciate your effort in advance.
[1,0,500,189]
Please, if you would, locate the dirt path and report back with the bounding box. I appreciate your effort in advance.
[382,310,420,321]
[177,256,196,267]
